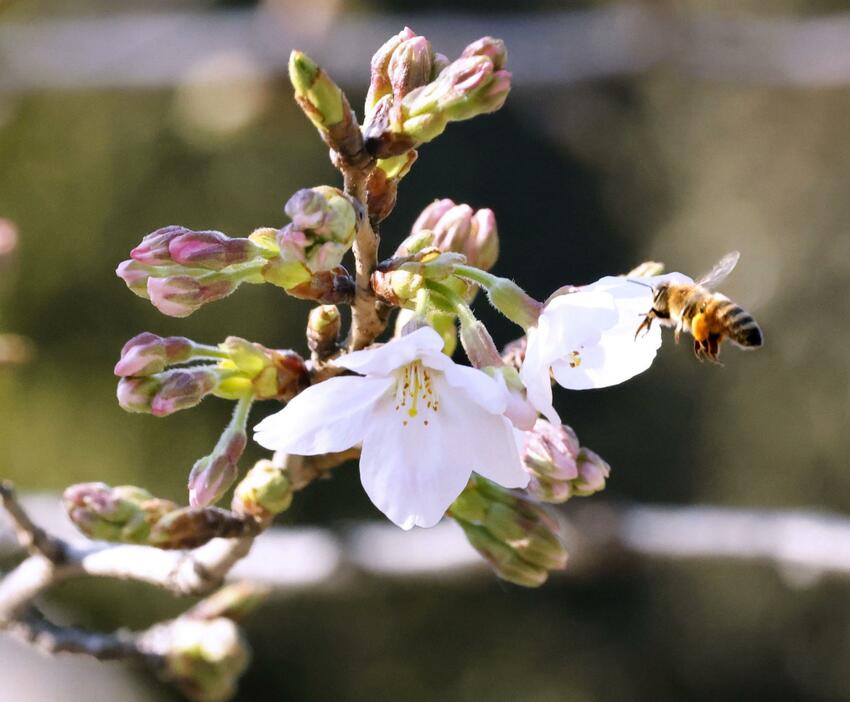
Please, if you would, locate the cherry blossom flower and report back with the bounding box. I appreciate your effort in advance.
[254,326,528,529]
[520,274,692,423]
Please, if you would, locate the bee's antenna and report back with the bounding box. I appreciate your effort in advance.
[624,278,655,290]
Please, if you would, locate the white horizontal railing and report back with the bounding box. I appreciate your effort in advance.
[4,493,850,590]
[1,5,850,92]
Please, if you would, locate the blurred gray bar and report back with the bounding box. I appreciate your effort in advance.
[1,5,849,92]
[5,494,850,589]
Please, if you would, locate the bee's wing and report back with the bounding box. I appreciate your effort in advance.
[696,251,740,289]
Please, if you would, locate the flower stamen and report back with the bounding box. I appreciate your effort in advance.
[394,360,438,425]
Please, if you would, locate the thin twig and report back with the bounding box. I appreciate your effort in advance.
[0,481,63,562]
[7,607,142,661]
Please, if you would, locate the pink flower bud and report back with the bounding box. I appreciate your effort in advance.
[432,204,474,252]
[411,198,456,234]
[431,52,450,79]
[461,36,507,70]
[469,209,499,271]
[406,200,499,271]
[146,275,236,318]
[117,376,163,413]
[366,26,418,111]
[442,66,511,122]
[287,186,358,244]
[389,36,433,103]
[284,189,327,231]
[188,427,247,507]
[168,230,261,270]
[114,332,193,377]
[473,69,512,114]
[573,447,610,496]
[116,259,152,298]
[130,226,187,265]
[403,56,493,119]
[523,419,580,482]
[150,368,218,417]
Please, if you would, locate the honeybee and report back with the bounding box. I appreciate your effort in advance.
[635,251,763,363]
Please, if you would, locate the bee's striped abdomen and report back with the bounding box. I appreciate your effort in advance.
[719,301,763,348]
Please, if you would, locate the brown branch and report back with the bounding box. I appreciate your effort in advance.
[280,448,361,491]
[0,481,63,561]
[7,607,143,661]
[345,175,387,351]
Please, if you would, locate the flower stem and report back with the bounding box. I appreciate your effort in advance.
[425,281,503,368]
[424,281,474,325]
[231,393,254,430]
[190,344,231,362]
[454,264,543,330]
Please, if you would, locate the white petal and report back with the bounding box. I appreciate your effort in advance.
[334,326,444,376]
[469,417,530,488]
[423,353,508,414]
[519,326,560,424]
[359,389,472,529]
[254,375,393,455]
[541,290,618,345]
[429,372,528,489]
[551,322,661,389]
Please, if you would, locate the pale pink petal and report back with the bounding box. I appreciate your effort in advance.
[253,375,393,455]
[334,326,444,376]
[359,389,472,529]
[519,326,560,424]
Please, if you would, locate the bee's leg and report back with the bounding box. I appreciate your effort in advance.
[706,334,723,365]
[674,319,685,344]
[692,339,705,362]
[634,312,654,340]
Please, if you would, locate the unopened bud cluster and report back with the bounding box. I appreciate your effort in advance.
[115,332,308,416]
[261,186,358,295]
[116,226,271,317]
[371,248,464,308]
[404,198,499,272]
[117,189,358,318]
[520,419,611,503]
[364,33,510,159]
[63,483,176,545]
[451,475,567,587]
[63,482,260,549]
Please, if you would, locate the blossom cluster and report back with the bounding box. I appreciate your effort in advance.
[89,27,703,594]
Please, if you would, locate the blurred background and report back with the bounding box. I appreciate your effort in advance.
[2,0,850,700]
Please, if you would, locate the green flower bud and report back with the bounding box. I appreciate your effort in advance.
[289,51,343,128]
[162,618,250,702]
[220,336,269,377]
[232,460,294,519]
[63,483,177,544]
[307,304,341,360]
[451,476,567,587]
[370,264,426,307]
[459,523,548,588]
[289,51,369,169]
